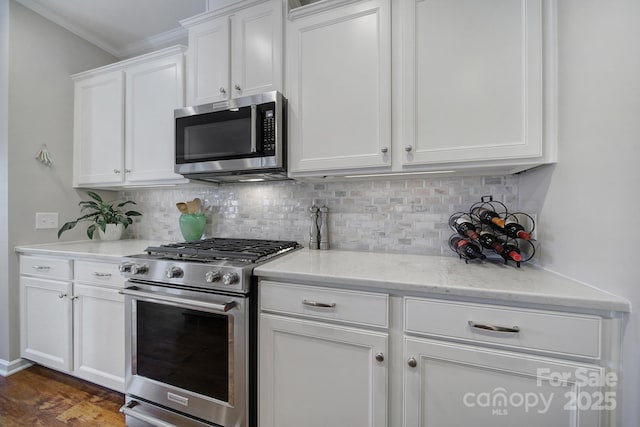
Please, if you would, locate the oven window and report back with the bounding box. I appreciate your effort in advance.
[176,106,252,163]
[136,301,230,402]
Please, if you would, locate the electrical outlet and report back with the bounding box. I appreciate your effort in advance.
[35,212,59,229]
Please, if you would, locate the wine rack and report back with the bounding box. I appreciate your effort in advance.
[448,195,537,267]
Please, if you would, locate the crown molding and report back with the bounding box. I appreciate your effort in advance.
[118,26,188,59]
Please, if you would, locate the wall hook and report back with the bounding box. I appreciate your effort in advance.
[35,144,53,166]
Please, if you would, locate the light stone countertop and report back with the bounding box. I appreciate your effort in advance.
[255,249,631,313]
[15,239,167,262]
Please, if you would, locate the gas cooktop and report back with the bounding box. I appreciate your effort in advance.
[145,237,301,263]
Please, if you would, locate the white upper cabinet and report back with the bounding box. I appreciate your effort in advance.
[182,0,283,106]
[73,70,125,186]
[72,46,187,189]
[124,52,186,184]
[399,0,556,173]
[287,0,392,175]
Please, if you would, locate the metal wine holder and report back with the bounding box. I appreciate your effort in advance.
[448,195,537,267]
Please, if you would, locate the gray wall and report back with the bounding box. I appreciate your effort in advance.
[0,0,116,367]
[0,0,10,365]
[519,1,640,425]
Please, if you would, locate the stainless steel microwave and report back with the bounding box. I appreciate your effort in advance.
[174,91,286,183]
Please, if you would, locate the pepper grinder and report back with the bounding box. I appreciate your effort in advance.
[319,206,329,250]
[309,205,319,249]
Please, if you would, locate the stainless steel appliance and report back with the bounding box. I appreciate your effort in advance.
[174,91,287,183]
[119,238,300,427]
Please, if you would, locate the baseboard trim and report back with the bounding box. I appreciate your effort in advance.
[0,358,33,377]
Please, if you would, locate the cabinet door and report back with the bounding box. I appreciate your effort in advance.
[260,314,388,427]
[125,52,187,185]
[73,283,125,392]
[401,0,547,167]
[231,0,282,98]
[287,0,391,174]
[186,15,231,105]
[73,70,124,186]
[20,277,72,372]
[404,337,605,427]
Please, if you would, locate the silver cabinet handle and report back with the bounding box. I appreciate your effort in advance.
[404,145,413,152]
[32,265,50,271]
[114,169,121,174]
[58,293,67,299]
[408,357,417,368]
[375,352,384,362]
[468,320,520,333]
[125,169,131,173]
[219,87,226,94]
[302,299,336,309]
[71,296,79,301]
[381,147,388,154]
[93,272,112,278]
[234,84,241,91]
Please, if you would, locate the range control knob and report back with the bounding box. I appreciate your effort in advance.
[166,266,184,279]
[119,263,133,273]
[130,264,148,275]
[222,272,239,286]
[205,271,221,283]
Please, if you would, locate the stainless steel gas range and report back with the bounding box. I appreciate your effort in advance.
[119,238,300,427]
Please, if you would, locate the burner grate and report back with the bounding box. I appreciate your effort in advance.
[145,238,300,262]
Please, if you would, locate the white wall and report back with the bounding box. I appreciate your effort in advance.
[519,0,640,425]
[0,0,116,371]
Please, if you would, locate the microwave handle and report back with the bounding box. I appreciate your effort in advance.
[250,104,257,153]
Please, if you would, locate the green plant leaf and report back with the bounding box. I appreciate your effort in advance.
[57,221,78,239]
[86,224,96,239]
[116,200,137,208]
[87,191,103,203]
[125,210,142,217]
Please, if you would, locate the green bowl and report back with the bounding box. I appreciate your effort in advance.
[179,214,206,241]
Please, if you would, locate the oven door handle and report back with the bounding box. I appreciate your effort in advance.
[121,287,236,313]
[120,401,178,427]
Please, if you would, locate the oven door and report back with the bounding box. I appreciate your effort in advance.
[122,282,249,427]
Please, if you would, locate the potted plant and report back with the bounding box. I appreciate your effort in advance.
[58,191,142,240]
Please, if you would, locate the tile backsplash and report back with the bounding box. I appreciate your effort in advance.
[122,175,518,256]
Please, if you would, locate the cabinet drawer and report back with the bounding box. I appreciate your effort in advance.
[260,281,388,328]
[74,260,125,288]
[404,297,601,359]
[20,256,71,280]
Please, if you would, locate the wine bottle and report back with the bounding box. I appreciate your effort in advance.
[450,214,479,240]
[501,243,523,262]
[478,231,504,254]
[503,220,531,240]
[450,236,486,260]
[471,206,505,228]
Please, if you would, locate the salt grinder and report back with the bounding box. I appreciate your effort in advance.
[319,206,329,250]
[309,205,319,249]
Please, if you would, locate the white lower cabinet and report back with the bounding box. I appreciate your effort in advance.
[72,283,125,392]
[20,277,73,372]
[403,337,603,427]
[19,255,125,392]
[259,281,389,427]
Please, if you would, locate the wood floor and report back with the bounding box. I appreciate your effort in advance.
[0,365,125,426]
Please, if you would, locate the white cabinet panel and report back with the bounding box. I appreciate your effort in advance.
[125,53,186,184]
[73,283,125,392]
[73,70,124,186]
[401,0,550,167]
[186,15,230,105]
[404,337,603,427]
[260,314,388,427]
[20,277,72,372]
[287,0,391,173]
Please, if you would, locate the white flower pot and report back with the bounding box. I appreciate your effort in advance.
[98,223,124,241]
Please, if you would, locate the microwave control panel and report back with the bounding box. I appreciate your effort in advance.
[260,103,277,155]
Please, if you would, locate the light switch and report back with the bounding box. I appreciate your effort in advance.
[35,212,59,229]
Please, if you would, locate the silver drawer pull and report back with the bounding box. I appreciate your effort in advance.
[93,272,112,278]
[32,265,51,271]
[468,320,520,333]
[302,299,336,309]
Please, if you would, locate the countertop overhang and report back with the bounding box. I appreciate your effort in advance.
[15,239,167,262]
[255,249,631,314]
